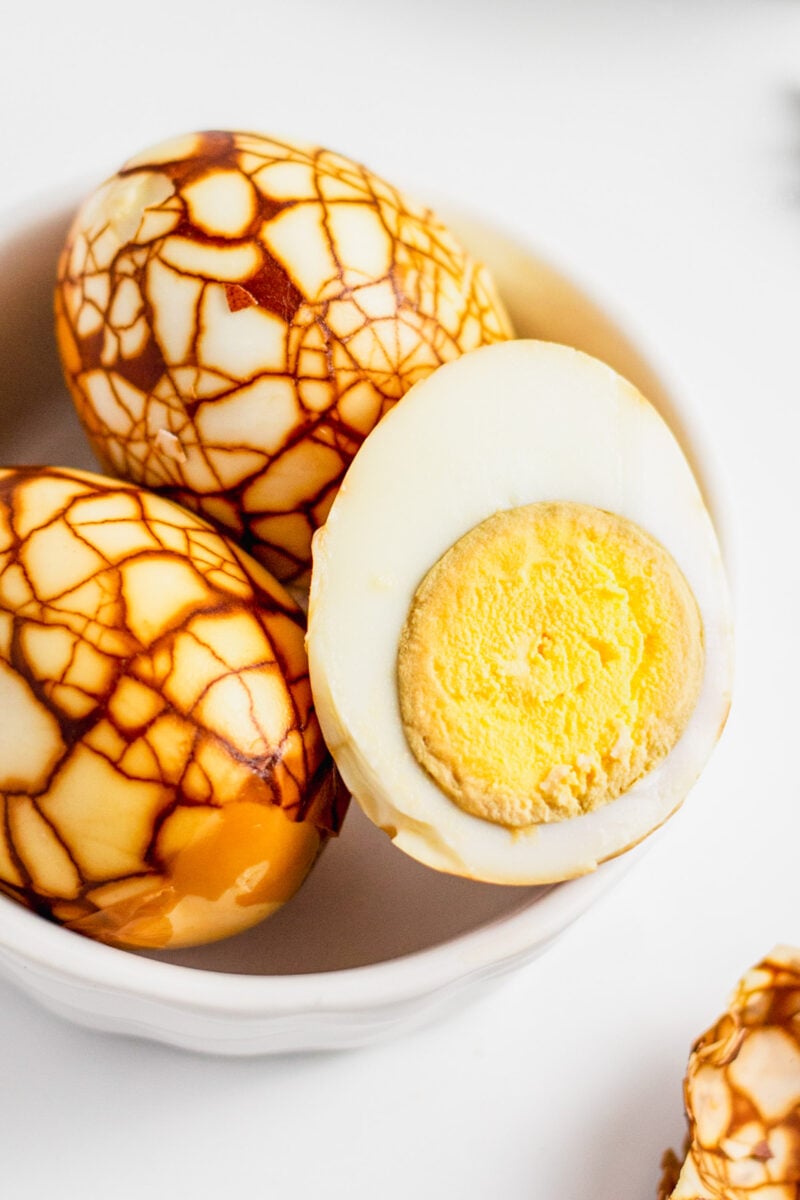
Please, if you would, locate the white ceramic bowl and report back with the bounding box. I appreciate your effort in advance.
[0,190,726,1056]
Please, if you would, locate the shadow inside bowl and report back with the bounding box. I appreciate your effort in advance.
[0,202,98,470]
[142,804,548,975]
[0,198,547,977]
[0,194,704,985]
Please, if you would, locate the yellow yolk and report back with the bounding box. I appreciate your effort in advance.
[397,501,704,828]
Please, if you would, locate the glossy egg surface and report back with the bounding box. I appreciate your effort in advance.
[55,130,513,586]
[663,946,800,1199]
[0,465,344,949]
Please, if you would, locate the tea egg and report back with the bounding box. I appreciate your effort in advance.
[0,465,345,949]
[307,340,733,884]
[661,946,800,1199]
[54,130,513,588]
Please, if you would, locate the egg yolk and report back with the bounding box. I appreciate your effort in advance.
[397,501,704,828]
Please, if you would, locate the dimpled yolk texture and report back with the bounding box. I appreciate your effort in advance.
[397,501,704,828]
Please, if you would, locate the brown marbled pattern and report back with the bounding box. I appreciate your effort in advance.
[665,947,800,1199]
[55,130,513,586]
[0,465,345,949]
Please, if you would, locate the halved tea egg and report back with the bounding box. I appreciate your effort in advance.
[307,340,733,884]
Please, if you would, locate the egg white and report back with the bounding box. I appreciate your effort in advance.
[307,340,733,883]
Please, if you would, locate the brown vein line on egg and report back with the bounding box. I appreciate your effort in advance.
[0,796,44,907]
[301,754,347,830]
[9,639,110,767]
[142,807,195,876]
[177,431,227,498]
[241,131,290,162]
[172,725,206,798]
[242,147,305,310]
[108,291,144,336]
[305,409,357,453]
[226,545,301,619]
[0,875,60,923]
[773,984,800,1025]
[174,364,250,417]
[62,523,115,576]
[310,144,348,290]
[206,401,344,491]
[140,740,212,869]
[117,275,175,396]
[298,317,360,406]
[231,594,318,816]
[244,172,300,229]
[160,222,259,260]
[417,218,462,276]
[297,314,339,408]
[241,682,290,808]
[19,554,112,612]
[181,635,275,711]
[104,692,163,744]
[3,532,104,764]
[28,792,91,888]
[82,725,162,788]
[43,628,96,709]
[354,164,427,366]
[387,262,452,367]
[397,313,449,376]
[5,775,86,900]
[78,230,161,394]
[354,158,395,219]
[105,292,163,399]
[82,228,108,279]
[254,613,304,724]
[276,720,316,817]
[441,273,476,349]
[186,752,214,804]
[117,130,237,190]
[269,736,311,821]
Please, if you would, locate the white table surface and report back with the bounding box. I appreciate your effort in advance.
[1,1,798,1196]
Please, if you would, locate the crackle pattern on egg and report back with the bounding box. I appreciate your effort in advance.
[661,947,800,1200]
[0,466,344,949]
[55,130,512,584]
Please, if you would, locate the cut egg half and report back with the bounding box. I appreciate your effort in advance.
[307,340,733,884]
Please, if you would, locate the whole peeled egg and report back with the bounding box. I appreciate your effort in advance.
[307,340,734,885]
[0,465,345,949]
[54,130,513,587]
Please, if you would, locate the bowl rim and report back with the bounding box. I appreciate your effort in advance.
[0,181,726,1029]
[0,853,636,1017]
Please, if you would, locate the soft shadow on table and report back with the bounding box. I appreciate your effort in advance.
[564,1053,685,1200]
[0,202,96,468]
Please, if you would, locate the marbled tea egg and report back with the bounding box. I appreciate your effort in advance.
[661,946,800,1199]
[0,466,345,949]
[55,130,513,586]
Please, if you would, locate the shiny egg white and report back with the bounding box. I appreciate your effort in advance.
[307,340,733,884]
